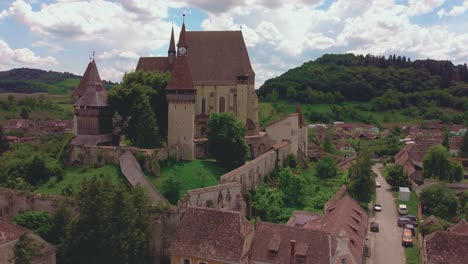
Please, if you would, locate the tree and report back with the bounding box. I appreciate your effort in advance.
[385,164,410,189]
[161,174,182,204]
[251,184,284,222]
[20,107,30,119]
[0,125,9,155]
[316,157,337,179]
[460,131,468,158]
[277,168,305,206]
[348,150,374,204]
[108,71,170,146]
[323,132,335,153]
[13,211,53,239]
[10,234,42,264]
[59,176,151,264]
[423,145,462,182]
[207,113,248,169]
[442,130,449,149]
[420,183,457,219]
[48,203,72,245]
[125,93,160,148]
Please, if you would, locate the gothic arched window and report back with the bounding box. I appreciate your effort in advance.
[219,96,226,113]
[201,98,206,114]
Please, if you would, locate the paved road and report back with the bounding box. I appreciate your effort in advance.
[367,163,405,264]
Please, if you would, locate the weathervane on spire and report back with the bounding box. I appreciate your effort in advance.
[183,13,185,23]
[240,25,243,31]
[92,51,95,60]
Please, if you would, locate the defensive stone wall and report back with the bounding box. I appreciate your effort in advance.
[220,140,291,192]
[69,145,178,172]
[178,183,245,215]
[0,188,77,219]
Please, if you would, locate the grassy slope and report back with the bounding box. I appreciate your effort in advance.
[35,165,124,195]
[0,94,73,121]
[145,160,228,200]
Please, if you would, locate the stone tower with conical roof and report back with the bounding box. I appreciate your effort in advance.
[71,59,114,146]
[166,18,196,159]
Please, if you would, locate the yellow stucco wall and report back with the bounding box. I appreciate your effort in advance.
[168,101,195,160]
[194,83,259,131]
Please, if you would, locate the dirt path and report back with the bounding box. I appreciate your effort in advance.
[367,163,405,264]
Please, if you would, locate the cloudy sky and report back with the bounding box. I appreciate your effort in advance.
[1,0,468,87]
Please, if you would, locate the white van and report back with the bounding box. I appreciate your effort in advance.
[398,204,408,215]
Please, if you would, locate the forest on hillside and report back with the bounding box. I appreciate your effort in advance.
[257,54,468,114]
[0,68,116,94]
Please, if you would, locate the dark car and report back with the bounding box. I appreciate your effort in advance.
[404,224,415,236]
[371,221,379,232]
[398,217,417,227]
[402,215,418,224]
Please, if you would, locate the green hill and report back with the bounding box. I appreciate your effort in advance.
[257,54,468,125]
[0,68,117,94]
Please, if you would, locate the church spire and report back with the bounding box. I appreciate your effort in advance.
[168,25,176,65]
[177,14,188,53]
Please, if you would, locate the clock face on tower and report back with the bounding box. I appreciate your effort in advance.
[178,47,186,55]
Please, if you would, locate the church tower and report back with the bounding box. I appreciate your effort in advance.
[166,18,196,160]
[71,59,113,146]
[168,26,176,66]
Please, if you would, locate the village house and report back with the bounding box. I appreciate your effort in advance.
[422,219,468,264]
[335,140,356,158]
[449,125,467,136]
[169,207,253,264]
[170,186,368,264]
[0,217,56,264]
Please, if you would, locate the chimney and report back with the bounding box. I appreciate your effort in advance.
[290,240,296,257]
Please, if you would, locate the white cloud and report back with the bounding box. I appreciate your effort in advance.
[406,0,445,16]
[437,0,468,17]
[0,9,8,21]
[32,40,64,53]
[0,39,57,70]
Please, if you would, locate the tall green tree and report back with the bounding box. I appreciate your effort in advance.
[316,157,337,179]
[442,130,450,149]
[420,183,457,219]
[59,176,151,264]
[207,113,248,169]
[10,234,42,264]
[323,132,335,153]
[348,150,374,204]
[423,145,462,182]
[125,92,160,148]
[108,71,170,146]
[460,131,468,158]
[0,125,9,155]
[277,168,305,206]
[13,211,53,239]
[385,164,410,189]
[251,184,284,223]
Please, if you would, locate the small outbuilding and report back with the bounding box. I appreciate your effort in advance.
[399,187,410,201]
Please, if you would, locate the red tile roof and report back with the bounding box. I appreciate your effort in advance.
[450,219,468,234]
[169,207,253,263]
[136,30,254,85]
[166,55,194,91]
[75,60,108,107]
[251,221,337,264]
[71,61,91,97]
[424,231,468,264]
[305,193,368,263]
[0,217,27,244]
[449,136,463,152]
[168,26,176,53]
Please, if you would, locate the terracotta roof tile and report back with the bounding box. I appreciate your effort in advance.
[251,221,336,264]
[166,55,194,90]
[169,207,253,263]
[71,61,91,97]
[136,30,254,85]
[425,231,468,264]
[450,219,468,234]
[75,60,109,107]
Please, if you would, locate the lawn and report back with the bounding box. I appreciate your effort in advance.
[280,163,347,220]
[393,190,421,264]
[145,159,228,200]
[35,164,124,195]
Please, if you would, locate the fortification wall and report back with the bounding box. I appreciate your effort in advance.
[0,188,77,219]
[265,113,299,154]
[220,141,291,192]
[178,183,245,215]
[69,145,178,173]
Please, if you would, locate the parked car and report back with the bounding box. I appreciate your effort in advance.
[374,203,382,212]
[398,217,417,227]
[398,204,408,215]
[404,224,415,236]
[402,228,413,247]
[376,181,381,188]
[402,215,417,224]
[371,221,379,232]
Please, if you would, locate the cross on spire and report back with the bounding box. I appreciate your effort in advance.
[92,51,95,60]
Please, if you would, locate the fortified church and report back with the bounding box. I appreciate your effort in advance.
[70,18,307,162]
